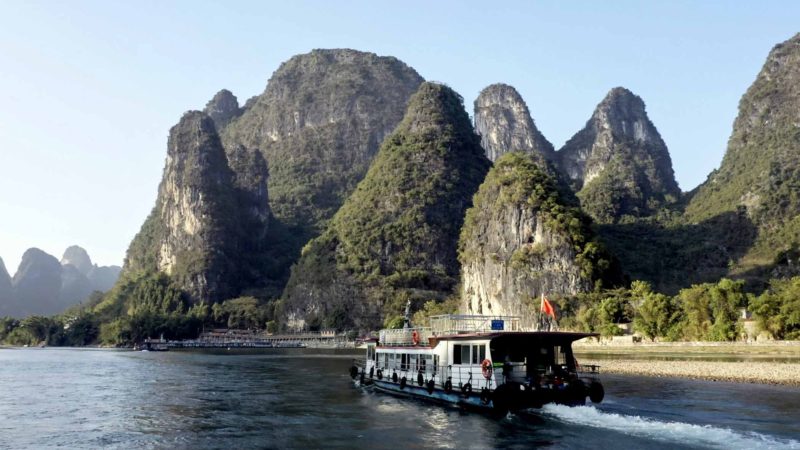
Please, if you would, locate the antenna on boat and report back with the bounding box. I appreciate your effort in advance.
[403,299,412,329]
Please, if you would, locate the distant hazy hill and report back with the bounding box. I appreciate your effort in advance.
[0,246,120,318]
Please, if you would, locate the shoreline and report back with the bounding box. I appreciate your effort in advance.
[573,341,800,386]
[577,358,800,387]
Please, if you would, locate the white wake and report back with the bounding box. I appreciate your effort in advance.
[541,404,799,450]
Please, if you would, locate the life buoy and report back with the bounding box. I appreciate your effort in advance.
[377,369,383,380]
[411,330,420,345]
[392,372,398,383]
[400,377,407,390]
[417,372,424,386]
[461,382,472,397]
[444,379,453,393]
[426,379,435,394]
[481,359,493,380]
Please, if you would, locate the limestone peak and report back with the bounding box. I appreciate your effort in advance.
[474,83,554,163]
[203,89,242,130]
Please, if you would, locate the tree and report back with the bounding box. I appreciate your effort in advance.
[751,277,800,339]
[634,291,679,341]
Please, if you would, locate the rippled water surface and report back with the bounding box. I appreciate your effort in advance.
[0,348,798,449]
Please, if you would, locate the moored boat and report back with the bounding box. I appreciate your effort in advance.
[350,314,604,415]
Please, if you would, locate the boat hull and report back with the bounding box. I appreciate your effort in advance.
[361,377,587,413]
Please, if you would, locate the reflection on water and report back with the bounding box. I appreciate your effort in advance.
[0,348,798,449]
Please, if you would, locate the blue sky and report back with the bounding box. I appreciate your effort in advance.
[1,0,798,271]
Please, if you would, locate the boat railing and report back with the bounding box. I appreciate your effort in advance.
[577,363,601,375]
[361,355,591,391]
[379,327,433,346]
[428,315,523,335]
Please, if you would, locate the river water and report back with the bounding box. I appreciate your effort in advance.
[0,348,798,449]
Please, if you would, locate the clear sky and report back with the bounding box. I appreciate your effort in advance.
[1,0,798,272]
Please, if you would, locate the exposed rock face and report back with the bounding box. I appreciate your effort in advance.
[558,87,680,223]
[203,89,242,131]
[124,111,255,303]
[222,49,424,240]
[460,153,621,324]
[684,33,800,279]
[61,245,93,275]
[474,83,555,163]
[226,144,270,233]
[12,248,64,316]
[282,83,491,331]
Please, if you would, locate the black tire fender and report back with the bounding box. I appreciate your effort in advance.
[589,381,605,404]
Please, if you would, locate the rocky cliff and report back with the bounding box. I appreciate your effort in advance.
[282,82,491,331]
[203,89,242,131]
[460,152,622,323]
[474,83,555,164]
[558,87,680,223]
[124,111,264,303]
[684,33,800,280]
[222,49,424,242]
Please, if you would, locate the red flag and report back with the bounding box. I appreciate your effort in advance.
[540,294,556,319]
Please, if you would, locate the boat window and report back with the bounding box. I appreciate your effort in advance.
[413,354,419,371]
[555,346,566,366]
[461,345,470,365]
[434,355,439,372]
[453,344,462,364]
[401,353,408,371]
[470,345,486,364]
[420,355,426,372]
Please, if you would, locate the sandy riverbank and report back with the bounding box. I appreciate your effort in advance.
[573,341,800,386]
[577,358,800,386]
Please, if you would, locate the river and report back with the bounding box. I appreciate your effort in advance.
[0,348,797,449]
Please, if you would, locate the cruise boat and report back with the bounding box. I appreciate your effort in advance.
[350,314,604,414]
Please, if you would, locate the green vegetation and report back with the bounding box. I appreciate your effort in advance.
[554,278,775,341]
[460,152,623,286]
[282,82,491,331]
[222,49,424,275]
[750,277,800,339]
[682,35,800,279]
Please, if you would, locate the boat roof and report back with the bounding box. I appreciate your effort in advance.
[436,331,598,341]
[377,314,598,347]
